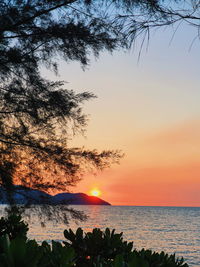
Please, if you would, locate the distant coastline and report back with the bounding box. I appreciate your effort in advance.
[0,186,111,205]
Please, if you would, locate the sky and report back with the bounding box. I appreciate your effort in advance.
[45,22,200,206]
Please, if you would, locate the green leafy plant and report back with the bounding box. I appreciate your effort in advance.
[39,241,75,267]
[129,249,189,267]
[0,235,75,267]
[0,234,41,267]
[63,228,189,267]
[0,213,28,240]
[64,227,133,266]
[0,220,190,267]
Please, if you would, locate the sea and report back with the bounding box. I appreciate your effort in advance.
[1,205,200,266]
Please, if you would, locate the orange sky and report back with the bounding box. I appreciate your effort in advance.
[73,119,200,206]
[44,24,200,206]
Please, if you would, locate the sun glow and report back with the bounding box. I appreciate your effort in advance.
[90,188,101,197]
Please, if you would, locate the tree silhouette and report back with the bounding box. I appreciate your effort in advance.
[3,0,194,223]
[101,0,200,49]
[0,0,125,223]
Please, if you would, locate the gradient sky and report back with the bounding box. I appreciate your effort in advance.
[45,22,200,206]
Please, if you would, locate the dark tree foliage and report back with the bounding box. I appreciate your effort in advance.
[100,0,200,48]
[0,211,28,240]
[0,0,126,223]
[1,0,195,223]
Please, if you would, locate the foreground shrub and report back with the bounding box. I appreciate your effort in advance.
[39,241,75,267]
[0,213,28,240]
[0,234,41,267]
[0,234,75,267]
[63,228,188,267]
[64,228,133,266]
[131,249,187,267]
[0,215,189,266]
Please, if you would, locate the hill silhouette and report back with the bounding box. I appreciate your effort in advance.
[0,186,111,205]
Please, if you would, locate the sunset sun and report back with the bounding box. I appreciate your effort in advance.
[90,189,101,197]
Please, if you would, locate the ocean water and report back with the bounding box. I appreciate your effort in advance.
[1,205,200,266]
